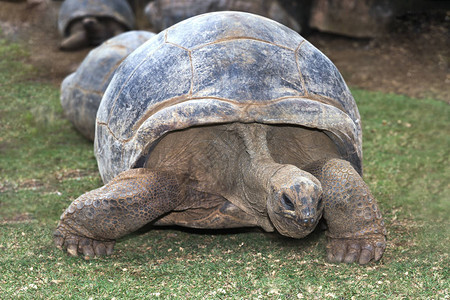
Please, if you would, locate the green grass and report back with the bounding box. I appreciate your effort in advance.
[0,37,449,299]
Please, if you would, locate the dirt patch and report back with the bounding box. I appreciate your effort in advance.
[0,1,448,101]
[54,168,97,182]
[308,12,450,102]
[0,212,35,224]
[0,0,90,84]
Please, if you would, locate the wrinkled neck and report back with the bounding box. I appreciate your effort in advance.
[229,123,281,231]
[232,123,322,234]
[234,123,284,198]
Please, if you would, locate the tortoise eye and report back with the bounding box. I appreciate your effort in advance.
[281,194,295,211]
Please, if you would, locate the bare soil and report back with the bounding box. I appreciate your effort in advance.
[308,13,450,102]
[1,1,448,102]
[0,0,91,80]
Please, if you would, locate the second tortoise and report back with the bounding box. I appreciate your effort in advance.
[58,0,135,50]
[61,30,155,140]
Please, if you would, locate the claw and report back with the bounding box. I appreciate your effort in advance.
[359,249,372,264]
[333,248,345,262]
[374,243,386,261]
[344,252,358,263]
[93,241,107,256]
[105,242,115,255]
[326,248,335,262]
[327,240,346,262]
[327,235,386,264]
[53,231,64,250]
[54,224,116,258]
[67,243,78,257]
[343,242,359,263]
[80,238,95,257]
[82,245,95,257]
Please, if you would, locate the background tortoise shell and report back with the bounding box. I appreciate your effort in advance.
[61,31,155,140]
[95,12,362,183]
[58,0,135,37]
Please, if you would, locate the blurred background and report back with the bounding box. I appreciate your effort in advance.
[0,0,448,102]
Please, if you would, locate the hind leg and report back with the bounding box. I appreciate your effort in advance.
[54,169,184,257]
[305,159,386,264]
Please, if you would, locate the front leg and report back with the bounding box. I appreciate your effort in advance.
[60,22,89,51]
[305,159,386,264]
[54,169,183,257]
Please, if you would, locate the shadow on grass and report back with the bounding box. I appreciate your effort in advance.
[126,218,326,255]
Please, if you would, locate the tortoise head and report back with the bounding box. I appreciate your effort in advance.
[267,165,323,238]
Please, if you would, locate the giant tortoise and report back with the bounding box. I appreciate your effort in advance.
[54,12,386,264]
[58,0,135,50]
[61,30,155,140]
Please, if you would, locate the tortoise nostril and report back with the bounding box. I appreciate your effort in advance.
[281,193,295,211]
[299,217,315,226]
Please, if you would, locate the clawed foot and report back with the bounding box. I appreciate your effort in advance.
[54,227,115,258]
[326,235,386,265]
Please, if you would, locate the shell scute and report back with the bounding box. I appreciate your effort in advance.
[106,44,192,141]
[191,40,304,100]
[297,42,360,125]
[166,11,303,51]
[61,31,155,140]
[96,33,165,124]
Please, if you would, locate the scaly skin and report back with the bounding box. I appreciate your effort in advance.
[54,168,183,257]
[306,158,386,264]
[54,158,386,263]
[60,21,89,51]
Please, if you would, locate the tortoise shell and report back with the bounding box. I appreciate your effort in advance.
[61,31,155,140]
[95,12,362,183]
[58,0,135,36]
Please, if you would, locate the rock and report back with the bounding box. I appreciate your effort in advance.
[309,0,395,38]
[145,0,301,32]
